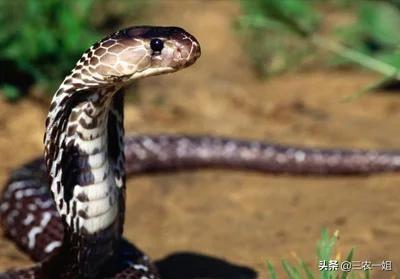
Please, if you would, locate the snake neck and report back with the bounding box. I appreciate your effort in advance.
[44,84,126,277]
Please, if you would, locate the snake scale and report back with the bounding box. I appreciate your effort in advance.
[1,26,400,278]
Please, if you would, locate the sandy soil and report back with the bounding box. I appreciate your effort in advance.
[1,1,400,278]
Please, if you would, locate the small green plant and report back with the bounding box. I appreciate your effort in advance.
[0,0,146,101]
[266,229,370,279]
[237,0,400,92]
[0,1,98,100]
[236,0,319,76]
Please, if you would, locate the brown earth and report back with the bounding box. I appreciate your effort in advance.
[1,1,400,278]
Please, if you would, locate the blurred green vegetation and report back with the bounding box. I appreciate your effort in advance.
[237,0,400,90]
[4,0,400,101]
[267,229,370,279]
[0,0,146,101]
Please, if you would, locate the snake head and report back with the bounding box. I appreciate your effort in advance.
[83,26,201,85]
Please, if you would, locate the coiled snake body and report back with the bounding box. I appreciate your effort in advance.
[1,26,400,278]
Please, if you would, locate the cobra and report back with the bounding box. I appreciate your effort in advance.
[1,26,400,278]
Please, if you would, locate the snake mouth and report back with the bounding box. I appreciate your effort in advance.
[128,66,175,80]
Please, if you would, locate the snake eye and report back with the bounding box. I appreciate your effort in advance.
[150,38,164,53]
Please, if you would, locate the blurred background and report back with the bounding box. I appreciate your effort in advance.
[1,0,400,278]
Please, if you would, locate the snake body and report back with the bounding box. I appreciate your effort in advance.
[1,26,400,278]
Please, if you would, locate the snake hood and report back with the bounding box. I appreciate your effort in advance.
[44,26,201,174]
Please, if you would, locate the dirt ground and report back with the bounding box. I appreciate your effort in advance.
[1,1,400,278]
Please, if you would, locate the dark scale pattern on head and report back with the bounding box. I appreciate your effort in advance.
[118,26,186,40]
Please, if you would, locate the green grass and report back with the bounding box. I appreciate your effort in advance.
[266,229,371,279]
[237,0,400,92]
[0,0,146,101]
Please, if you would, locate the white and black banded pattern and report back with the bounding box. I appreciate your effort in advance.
[50,88,122,235]
[4,132,400,277]
[0,159,63,261]
[124,134,400,175]
[3,133,400,262]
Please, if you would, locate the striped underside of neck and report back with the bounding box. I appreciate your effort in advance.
[44,85,126,276]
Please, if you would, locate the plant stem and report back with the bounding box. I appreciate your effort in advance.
[311,35,399,78]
